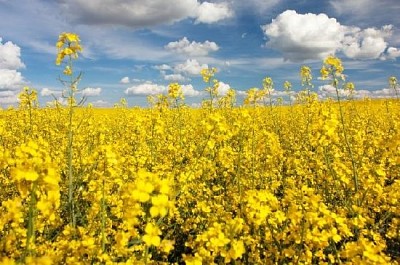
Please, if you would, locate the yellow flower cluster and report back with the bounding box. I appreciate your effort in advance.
[55,32,82,66]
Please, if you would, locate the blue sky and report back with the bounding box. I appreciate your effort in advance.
[0,0,399,107]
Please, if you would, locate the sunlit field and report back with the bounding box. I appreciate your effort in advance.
[1,33,400,264]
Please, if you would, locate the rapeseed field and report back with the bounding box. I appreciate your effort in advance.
[0,33,399,264]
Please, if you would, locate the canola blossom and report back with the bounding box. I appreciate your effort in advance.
[0,34,399,265]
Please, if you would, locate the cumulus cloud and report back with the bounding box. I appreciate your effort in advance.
[154,64,172,71]
[217,81,232,96]
[124,82,202,97]
[383,47,400,60]
[0,37,26,106]
[162,73,188,82]
[262,10,345,61]
[165,37,219,56]
[91,99,111,107]
[125,82,167,96]
[155,59,207,81]
[40,88,62,97]
[342,25,392,59]
[0,38,25,70]
[120,76,130,84]
[81,87,102,96]
[58,0,233,27]
[261,10,398,61]
[175,59,208,76]
[318,84,351,97]
[195,2,233,24]
[181,84,202,97]
[0,69,25,91]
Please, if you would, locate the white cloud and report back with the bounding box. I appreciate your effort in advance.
[40,88,62,97]
[124,82,202,97]
[163,73,188,82]
[217,81,231,96]
[165,37,219,56]
[125,82,167,95]
[0,69,25,91]
[175,59,208,76]
[383,47,400,60]
[195,2,233,24]
[59,0,232,27]
[81,87,102,96]
[0,95,18,105]
[319,84,351,97]
[262,10,398,61]
[0,37,26,106]
[342,25,392,59]
[181,84,202,97]
[262,10,345,61]
[91,99,111,107]
[120,76,130,84]
[154,64,172,71]
[0,38,25,70]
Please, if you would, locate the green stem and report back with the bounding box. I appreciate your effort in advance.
[101,178,106,252]
[25,181,37,260]
[335,85,359,195]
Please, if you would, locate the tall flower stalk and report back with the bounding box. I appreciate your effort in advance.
[389,76,398,100]
[56,32,84,228]
[321,55,359,194]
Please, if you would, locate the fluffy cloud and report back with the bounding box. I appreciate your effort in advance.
[318,84,351,97]
[217,81,232,96]
[154,64,172,71]
[91,99,111,107]
[124,82,202,97]
[175,59,208,76]
[0,38,25,70]
[262,10,398,61]
[81,87,102,96]
[0,37,26,106]
[0,69,24,91]
[317,85,400,99]
[40,88,62,97]
[342,25,392,59]
[195,2,233,24]
[181,84,202,97]
[120,76,130,84]
[125,82,167,96]
[165,37,219,56]
[155,59,207,81]
[58,0,233,27]
[383,47,400,60]
[262,10,345,61]
[162,73,188,82]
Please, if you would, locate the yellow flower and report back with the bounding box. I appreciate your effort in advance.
[320,65,330,80]
[323,55,344,76]
[284,80,292,92]
[63,66,72,76]
[300,65,312,85]
[142,222,161,247]
[150,194,169,217]
[228,240,245,260]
